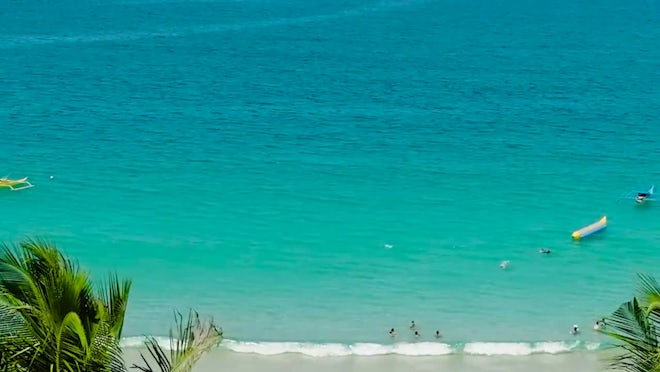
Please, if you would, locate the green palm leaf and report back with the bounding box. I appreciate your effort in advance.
[0,238,131,372]
[602,298,659,372]
[636,274,660,316]
[601,273,660,372]
[100,273,132,340]
[132,310,223,372]
[0,302,34,372]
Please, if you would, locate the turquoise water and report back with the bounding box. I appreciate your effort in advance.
[1,0,660,357]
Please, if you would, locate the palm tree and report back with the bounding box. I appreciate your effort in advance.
[132,310,223,372]
[0,239,222,372]
[601,273,660,372]
[0,238,131,372]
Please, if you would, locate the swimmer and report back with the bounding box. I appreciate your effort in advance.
[384,244,393,249]
[500,260,510,269]
[389,328,397,337]
[414,330,420,338]
[49,175,54,180]
[410,321,416,330]
[570,324,580,335]
[435,330,442,339]
[538,248,551,254]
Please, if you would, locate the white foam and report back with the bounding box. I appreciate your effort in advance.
[223,341,351,356]
[349,343,392,356]
[122,338,600,357]
[120,336,174,350]
[464,342,532,356]
[222,340,453,357]
[585,342,601,351]
[463,341,581,356]
[532,341,580,354]
[390,342,454,356]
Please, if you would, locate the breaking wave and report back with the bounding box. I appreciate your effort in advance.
[120,337,603,357]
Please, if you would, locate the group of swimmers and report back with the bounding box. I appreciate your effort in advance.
[388,320,606,340]
[570,318,607,336]
[389,321,442,339]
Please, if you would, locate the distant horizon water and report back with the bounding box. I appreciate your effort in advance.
[1,0,659,363]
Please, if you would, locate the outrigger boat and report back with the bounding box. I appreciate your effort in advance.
[619,185,656,204]
[635,185,655,203]
[0,177,34,191]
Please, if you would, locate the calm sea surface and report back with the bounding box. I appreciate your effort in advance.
[1,0,659,357]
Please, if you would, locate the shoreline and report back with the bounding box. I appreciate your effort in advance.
[120,337,608,357]
[122,345,616,372]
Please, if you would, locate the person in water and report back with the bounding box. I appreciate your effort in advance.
[435,330,442,339]
[414,330,420,338]
[410,321,416,330]
[570,325,580,335]
[539,248,551,254]
[389,328,397,337]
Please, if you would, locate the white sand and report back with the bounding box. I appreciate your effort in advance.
[122,348,614,372]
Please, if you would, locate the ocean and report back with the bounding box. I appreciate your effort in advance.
[1,0,659,368]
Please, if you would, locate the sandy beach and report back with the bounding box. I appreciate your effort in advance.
[122,347,612,372]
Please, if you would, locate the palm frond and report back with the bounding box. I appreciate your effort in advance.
[169,310,223,372]
[0,244,47,318]
[132,337,172,372]
[99,273,132,340]
[0,301,41,372]
[0,238,130,372]
[602,297,660,372]
[0,342,32,372]
[132,310,223,372]
[636,273,660,316]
